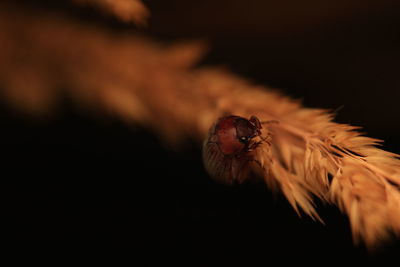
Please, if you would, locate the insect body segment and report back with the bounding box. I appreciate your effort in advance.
[202,115,267,185]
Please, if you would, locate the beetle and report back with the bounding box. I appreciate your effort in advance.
[202,115,269,185]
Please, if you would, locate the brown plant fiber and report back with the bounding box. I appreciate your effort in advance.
[73,0,149,24]
[0,2,399,249]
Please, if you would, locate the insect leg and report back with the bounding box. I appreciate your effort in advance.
[259,132,272,146]
[247,141,263,151]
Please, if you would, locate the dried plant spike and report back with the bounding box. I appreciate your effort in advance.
[0,2,399,250]
[73,0,149,25]
[259,111,400,249]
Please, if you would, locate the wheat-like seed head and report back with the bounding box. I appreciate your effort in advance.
[0,1,399,250]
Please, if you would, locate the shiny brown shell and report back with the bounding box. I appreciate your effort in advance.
[202,115,263,185]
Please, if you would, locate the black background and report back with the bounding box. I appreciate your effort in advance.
[3,0,400,265]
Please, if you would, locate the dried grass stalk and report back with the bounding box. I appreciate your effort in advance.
[0,2,399,249]
[72,0,149,24]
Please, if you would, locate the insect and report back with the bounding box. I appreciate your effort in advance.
[202,115,271,185]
